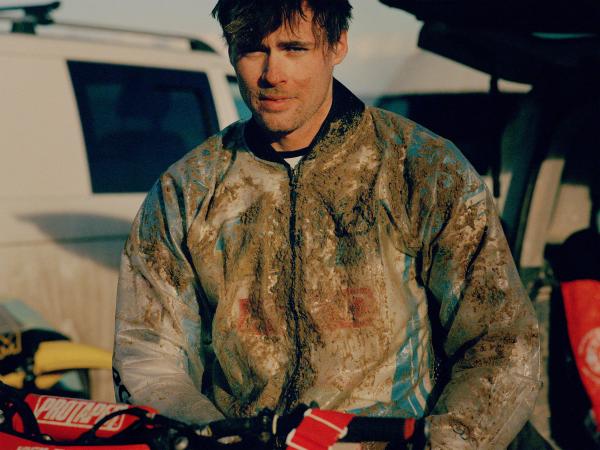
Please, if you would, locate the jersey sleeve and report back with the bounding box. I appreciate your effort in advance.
[421,143,540,449]
[113,173,224,425]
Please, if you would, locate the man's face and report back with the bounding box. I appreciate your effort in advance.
[230,7,347,145]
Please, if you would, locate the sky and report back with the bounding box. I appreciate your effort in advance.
[0,0,422,97]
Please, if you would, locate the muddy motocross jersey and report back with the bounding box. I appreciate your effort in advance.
[113,80,540,449]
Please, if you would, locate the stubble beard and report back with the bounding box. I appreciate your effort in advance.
[251,88,330,139]
[255,107,305,136]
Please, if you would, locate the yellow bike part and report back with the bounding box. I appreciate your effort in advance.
[33,340,112,374]
[0,372,62,390]
[0,340,111,389]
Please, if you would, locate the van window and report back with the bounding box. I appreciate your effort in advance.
[69,61,219,193]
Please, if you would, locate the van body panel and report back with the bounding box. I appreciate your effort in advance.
[1,195,143,245]
[0,33,232,73]
[0,56,90,197]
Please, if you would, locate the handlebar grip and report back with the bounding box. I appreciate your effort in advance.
[208,414,271,438]
[204,408,425,447]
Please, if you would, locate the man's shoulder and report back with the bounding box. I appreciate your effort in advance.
[175,120,245,165]
[165,120,246,184]
[366,106,472,171]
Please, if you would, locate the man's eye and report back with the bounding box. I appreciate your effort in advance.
[286,46,308,53]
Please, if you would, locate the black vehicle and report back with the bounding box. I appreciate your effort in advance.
[378,1,600,448]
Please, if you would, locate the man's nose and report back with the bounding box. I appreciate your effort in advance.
[261,53,286,86]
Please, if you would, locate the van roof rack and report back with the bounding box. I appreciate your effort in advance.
[0,1,59,34]
[50,20,217,53]
[0,1,217,53]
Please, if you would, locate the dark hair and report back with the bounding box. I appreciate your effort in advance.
[211,0,352,49]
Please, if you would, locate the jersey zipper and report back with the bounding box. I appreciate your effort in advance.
[280,162,303,411]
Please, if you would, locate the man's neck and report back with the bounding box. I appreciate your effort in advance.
[268,89,333,152]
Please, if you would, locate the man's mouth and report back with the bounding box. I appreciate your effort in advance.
[259,95,293,111]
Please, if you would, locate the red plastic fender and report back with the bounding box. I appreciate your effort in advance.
[562,279,600,429]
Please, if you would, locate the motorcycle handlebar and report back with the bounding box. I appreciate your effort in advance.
[204,405,423,445]
[0,382,424,449]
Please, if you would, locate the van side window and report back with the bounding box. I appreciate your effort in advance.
[69,61,219,193]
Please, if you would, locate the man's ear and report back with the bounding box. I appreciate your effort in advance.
[332,31,348,66]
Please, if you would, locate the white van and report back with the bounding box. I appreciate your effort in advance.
[0,3,246,400]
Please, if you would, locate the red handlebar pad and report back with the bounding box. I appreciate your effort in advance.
[286,408,355,450]
[12,393,156,441]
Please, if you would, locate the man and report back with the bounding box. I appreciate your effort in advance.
[113,0,540,448]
